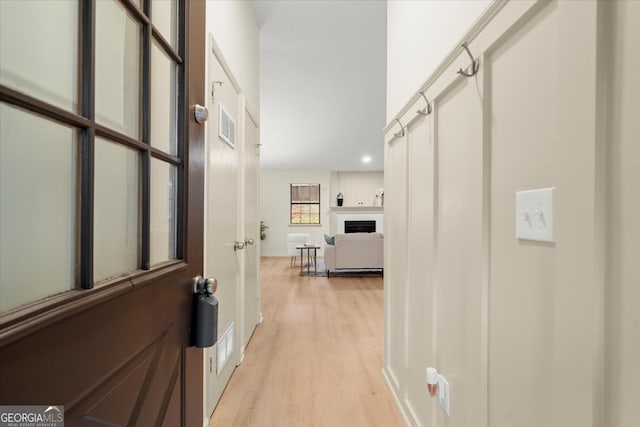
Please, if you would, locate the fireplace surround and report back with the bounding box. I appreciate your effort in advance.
[344,220,376,233]
[336,213,383,234]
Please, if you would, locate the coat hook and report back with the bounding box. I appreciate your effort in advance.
[416,91,432,116]
[457,42,479,77]
[211,80,224,99]
[394,118,405,138]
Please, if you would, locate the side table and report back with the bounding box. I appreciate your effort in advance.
[296,244,321,276]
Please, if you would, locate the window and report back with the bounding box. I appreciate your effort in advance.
[290,184,320,225]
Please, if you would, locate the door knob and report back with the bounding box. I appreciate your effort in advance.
[193,276,218,295]
[194,104,208,123]
[234,241,245,251]
[244,238,254,246]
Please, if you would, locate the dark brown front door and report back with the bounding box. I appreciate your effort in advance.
[0,1,206,425]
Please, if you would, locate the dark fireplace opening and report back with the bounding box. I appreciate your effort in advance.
[345,220,376,233]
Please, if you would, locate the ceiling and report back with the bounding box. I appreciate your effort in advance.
[251,0,387,171]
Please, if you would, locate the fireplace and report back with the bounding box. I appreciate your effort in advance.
[336,213,383,234]
[345,220,376,233]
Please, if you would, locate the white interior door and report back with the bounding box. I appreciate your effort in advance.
[241,110,260,354]
[205,39,240,416]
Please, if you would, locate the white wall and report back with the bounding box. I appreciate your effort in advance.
[386,0,490,120]
[260,171,331,256]
[206,0,260,112]
[384,1,640,426]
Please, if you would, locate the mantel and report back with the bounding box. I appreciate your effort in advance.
[330,206,384,212]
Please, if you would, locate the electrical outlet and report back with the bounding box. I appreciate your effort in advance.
[438,374,450,416]
[426,367,438,396]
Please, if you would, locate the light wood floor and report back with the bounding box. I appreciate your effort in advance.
[209,256,405,427]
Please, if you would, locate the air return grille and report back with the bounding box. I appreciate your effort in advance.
[218,104,236,148]
[217,321,234,375]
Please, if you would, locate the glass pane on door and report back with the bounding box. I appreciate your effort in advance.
[95,0,140,139]
[94,138,140,282]
[151,41,177,155]
[0,0,78,111]
[0,103,77,312]
[152,0,178,48]
[150,159,177,265]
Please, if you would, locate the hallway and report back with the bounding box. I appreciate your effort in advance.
[209,257,404,427]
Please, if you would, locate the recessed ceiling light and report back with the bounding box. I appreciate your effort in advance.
[362,156,372,163]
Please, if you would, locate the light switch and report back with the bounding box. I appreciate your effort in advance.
[438,374,450,416]
[515,188,554,243]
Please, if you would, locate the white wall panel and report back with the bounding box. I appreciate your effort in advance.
[434,75,484,427]
[405,114,436,424]
[383,135,408,393]
[604,1,640,426]
[384,1,637,426]
[331,171,384,208]
[487,3,558,425]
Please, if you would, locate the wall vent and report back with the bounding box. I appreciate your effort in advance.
[218,104,236,148]
[216,321,234,375]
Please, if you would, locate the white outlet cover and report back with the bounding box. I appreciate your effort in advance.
[515,187,555,243]
[426,367,438,384]
[438,374,450,416]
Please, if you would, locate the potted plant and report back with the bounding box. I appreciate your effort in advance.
[260,221,269,240]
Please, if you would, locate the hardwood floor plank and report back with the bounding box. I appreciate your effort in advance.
[209,256,405,427]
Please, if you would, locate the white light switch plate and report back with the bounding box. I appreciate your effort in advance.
[515,188,555,243]
[438,374,450,416]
